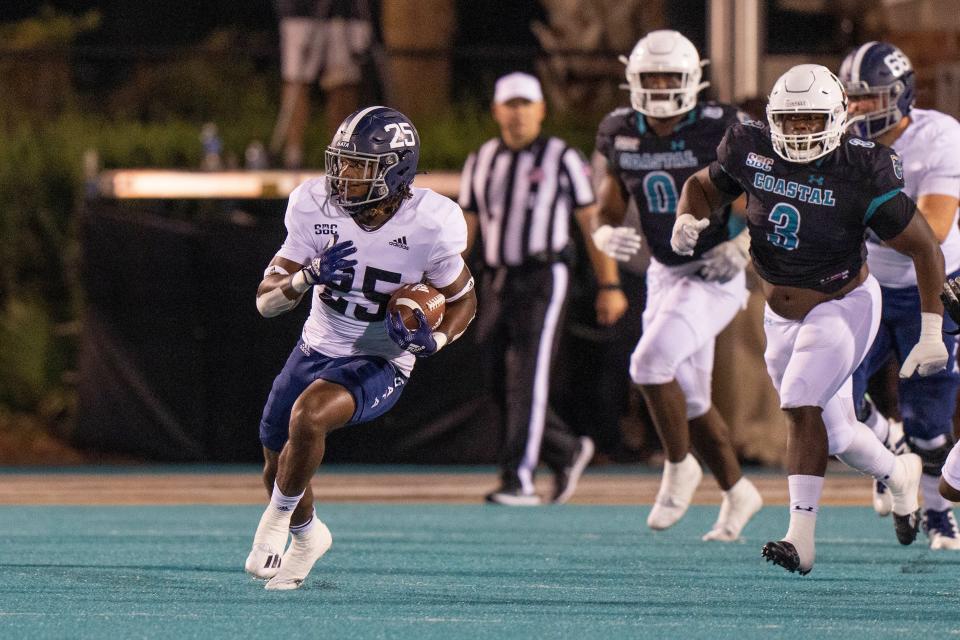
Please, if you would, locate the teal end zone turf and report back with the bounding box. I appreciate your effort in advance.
[1,505,957,639]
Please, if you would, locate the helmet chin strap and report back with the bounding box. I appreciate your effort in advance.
[346,189,411,231]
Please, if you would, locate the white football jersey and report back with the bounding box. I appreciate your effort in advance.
[275,179,468,375]
[867,109,960,288]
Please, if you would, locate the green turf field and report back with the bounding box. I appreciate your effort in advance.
[1,504,956,639]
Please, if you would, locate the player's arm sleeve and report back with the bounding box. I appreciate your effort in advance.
[425,204,469,288]
[562,147,596,207]
[458,152,478,212]
[707,125,746,197]
[866,191,917,240]
[275,184,318,264]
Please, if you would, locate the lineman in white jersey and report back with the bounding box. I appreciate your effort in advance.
[245,106,477,589]
[841,43,960,549]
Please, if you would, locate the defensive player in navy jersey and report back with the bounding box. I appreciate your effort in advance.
[672,64,946,575]
[839,42,960,549]
[245,107,477,589]
[592,30,762,541]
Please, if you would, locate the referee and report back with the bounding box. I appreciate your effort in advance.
[459,72,628,505]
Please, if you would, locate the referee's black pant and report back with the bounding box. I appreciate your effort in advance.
[476,261,580,493]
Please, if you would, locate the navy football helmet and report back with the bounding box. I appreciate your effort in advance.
[838,41,915,139]
[325,106,420,210]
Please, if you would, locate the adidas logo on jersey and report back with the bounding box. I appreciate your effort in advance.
[389,236,409,250]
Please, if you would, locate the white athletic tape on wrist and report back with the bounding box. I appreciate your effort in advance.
[257,287,298,317]
[431,332,448,351]
[291,269,311,294]
[920,312,943,340]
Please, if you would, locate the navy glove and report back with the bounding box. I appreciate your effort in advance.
[385,309,441,357]
[301,240,358,287]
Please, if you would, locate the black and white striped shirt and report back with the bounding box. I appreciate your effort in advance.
[458,136,595,268]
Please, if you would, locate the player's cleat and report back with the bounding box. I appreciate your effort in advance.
[485,487,541,506]
[245,505,294,579]
[702,477,763,542]
[888,453,922,545]
[647,453,703,530]
[552,436,595,504]
[761,540,811,576]
[893,510,921,545]
[872,480,892,517]
[871,420,905,517]
[245,543,285,580]
[265,520,333,591]
[923,509,960,550]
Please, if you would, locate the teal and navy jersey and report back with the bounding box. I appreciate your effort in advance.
[710,121,917,293]
[595,102,745,266]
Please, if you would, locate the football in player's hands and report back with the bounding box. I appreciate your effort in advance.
[387,283,445,331]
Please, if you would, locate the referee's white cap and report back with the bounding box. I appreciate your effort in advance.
[493,72,544,104]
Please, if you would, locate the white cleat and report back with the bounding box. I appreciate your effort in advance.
[703,477,763,542]
[647,454,703,530]
[888,453,923,545]
[871,420,905,517]
[245,505,294,579]
[245,543,285,579]
[265,521,333,591]
[924,509,960,550]
[872,479,893,517]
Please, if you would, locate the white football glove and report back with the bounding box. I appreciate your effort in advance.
[698,230,750,283]
[671,214,710,256]
[900,312,948,378]
[592,225,642,262]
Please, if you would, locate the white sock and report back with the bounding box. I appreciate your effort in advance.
[835,421,896,481]
[290,509,317,536]
[922,473,953,512]
[863,405,890,444]
[271,482,304,513]
[725,477,748,498]
[788,474,824,515]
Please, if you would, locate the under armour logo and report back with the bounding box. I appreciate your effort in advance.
[807,174,824,185]
[671,140,685,151]
[793,505,815,512]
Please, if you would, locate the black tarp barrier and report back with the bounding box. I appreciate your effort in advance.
[75,200,504,462]
[75,198,640,462]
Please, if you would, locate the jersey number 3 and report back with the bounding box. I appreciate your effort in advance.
[766,203,800,250]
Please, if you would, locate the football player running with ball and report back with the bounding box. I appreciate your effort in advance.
[245,106,477,590]
[592,30,762,541]
[839,42,960,550]
[673,64,946,575]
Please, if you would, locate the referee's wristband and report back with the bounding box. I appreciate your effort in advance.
[597,283,622,291]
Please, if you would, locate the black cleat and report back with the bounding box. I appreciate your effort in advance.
[761,540,810,576]
[893,509,921,545]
